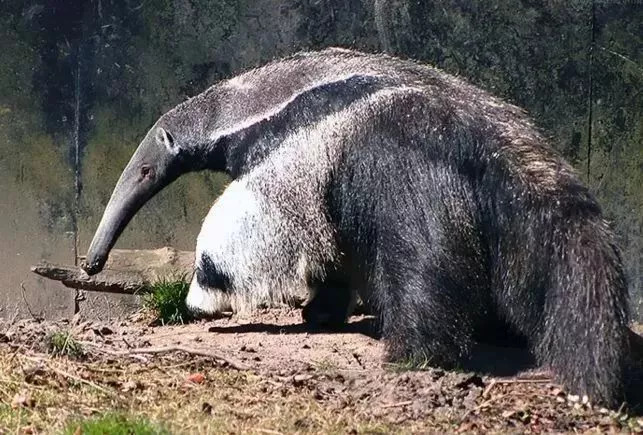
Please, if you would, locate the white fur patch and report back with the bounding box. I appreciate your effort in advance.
[185,178,313,314]
[186,274,232,314]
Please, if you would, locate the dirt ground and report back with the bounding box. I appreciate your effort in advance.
[1,309,642,434]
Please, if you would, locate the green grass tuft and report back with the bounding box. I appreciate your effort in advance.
[385,356,435,373]
[63,413,168,435]
[47,331,84,359]
[142,277,193,325]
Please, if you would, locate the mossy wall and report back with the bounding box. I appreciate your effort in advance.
[0,0,640,320]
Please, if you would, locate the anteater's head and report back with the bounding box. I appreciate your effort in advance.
[81,107,224,275]
[80,47,371,276]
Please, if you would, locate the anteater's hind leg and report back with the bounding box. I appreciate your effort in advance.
[373,258,483,368]
[367,211,490,368]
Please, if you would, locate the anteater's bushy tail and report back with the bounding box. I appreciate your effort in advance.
[536,217,629,407]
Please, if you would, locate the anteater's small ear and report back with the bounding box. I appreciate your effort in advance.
[156,127,177,153]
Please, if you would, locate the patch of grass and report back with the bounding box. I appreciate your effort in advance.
[385,356,436,373]
[312,358,340,373]
[0,403,15,426]
[63,413,168,435]
[142,277,193,325]
[47,330,84,359]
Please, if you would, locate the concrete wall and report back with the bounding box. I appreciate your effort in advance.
[0,0,640,320]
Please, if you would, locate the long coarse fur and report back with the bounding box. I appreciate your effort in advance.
[170,48,629,406]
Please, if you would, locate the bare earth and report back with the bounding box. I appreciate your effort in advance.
[1,309,642,434]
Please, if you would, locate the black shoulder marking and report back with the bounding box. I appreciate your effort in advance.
[224,74,390,178]
[196,254,232,292]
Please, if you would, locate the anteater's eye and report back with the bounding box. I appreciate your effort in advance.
[140,165,154,179]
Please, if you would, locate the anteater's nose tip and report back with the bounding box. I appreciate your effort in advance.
[81,257,105,276]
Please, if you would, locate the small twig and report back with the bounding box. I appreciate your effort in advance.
[381,400,413,409]
[61,331,72,356]
[494,378,551,385]
[22,356,118,398]
[51,366,116,397]
[19,282,37,319]
[598,45,643,73]
[479,377,550,400]
[616,401,626,416]
[122,338,134,349]
[260,378,283,389]
[83,365,128,375]
[482,379,497,398]
[255,429,284,435]
[352,352,365,369]
[8,344,24,363]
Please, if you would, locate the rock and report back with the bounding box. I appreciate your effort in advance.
[293,374,313,386]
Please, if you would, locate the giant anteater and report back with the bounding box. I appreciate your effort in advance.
[83,48,630,406]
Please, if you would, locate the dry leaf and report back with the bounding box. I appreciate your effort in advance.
[187,373,205,384]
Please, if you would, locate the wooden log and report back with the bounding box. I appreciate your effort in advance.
[31,247,195,294]
[31,263,147,294]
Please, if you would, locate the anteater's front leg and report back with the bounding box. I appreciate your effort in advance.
[302,272,356,330]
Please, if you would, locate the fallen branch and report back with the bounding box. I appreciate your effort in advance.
[30,247,196,295]
[31,263,146,294]
[86,344,249,371]
[381,400,413,409]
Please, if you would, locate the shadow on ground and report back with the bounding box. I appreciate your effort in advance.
[205,316,379,338]
[207,315,539,377]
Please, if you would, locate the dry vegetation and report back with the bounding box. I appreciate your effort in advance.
[0,342,405,434]
[0,310,642,434]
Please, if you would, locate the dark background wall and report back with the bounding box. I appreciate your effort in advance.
[0,0,640,320]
